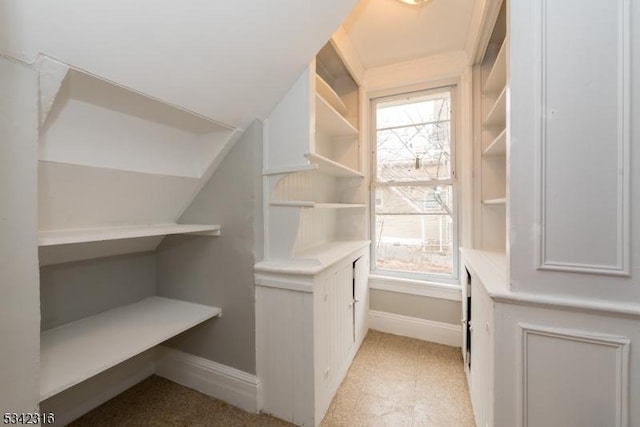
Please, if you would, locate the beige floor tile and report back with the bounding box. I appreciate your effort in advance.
[360,368,417,405]
[74,331,474,427]
[412,404,476,427]
[373,346,420,376]
[414,377,474,424]
[349,393,414,427]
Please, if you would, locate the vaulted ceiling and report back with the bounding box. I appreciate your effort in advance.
[343,0,476,69]
[1,0,359,130]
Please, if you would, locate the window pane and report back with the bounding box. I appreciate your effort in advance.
[375,213,453,275]
[376,92,451,183]
[374,184,453,275]
[376,185,452,215]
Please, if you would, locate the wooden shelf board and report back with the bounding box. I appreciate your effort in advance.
[270,201,365,209]
[262,164,318,176]
[483,87,507,128]
[483,40,507,95]
[40,296,221,401]
[483,129,506,157]
[315,74,347,116]
[482,197,506,205]
[270,200,316,208]
[254,240,371,275]
[314,203,365,209]
[38,223,221,246]
[305,153,363,178]
[315,94,358,137]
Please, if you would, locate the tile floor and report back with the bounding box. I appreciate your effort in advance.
[70,331,475,426]
[320,330,475,426]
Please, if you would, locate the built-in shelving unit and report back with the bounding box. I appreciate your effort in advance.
[476,3,508,252]
[40,297,221,401]
[37,61,226,405]
[257,37,369,427]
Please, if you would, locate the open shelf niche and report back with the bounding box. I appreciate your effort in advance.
[477,3,508,251]
[37,57,224,403]
[259,38,368,273]
[40,297,221,401]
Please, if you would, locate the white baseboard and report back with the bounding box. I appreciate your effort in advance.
[40,351,155,426]
[369,310,462,347]
[155,346,260,414]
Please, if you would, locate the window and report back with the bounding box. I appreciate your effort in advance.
[371,87,457,280]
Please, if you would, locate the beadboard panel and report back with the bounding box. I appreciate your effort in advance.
[295,208,338,254]
[519,324,629,427]
[273,171,336,203]
[538,0,630,275]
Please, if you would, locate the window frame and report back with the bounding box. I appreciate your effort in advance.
[369,84,459,284]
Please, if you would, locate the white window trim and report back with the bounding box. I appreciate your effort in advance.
[369,274,461,301]
[369,82,460,283]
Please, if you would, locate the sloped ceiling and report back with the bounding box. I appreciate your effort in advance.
[1,0,359,129]
[343,0,475,69]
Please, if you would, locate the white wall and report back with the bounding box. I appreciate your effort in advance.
[0,58,40,413]
[156,121,264,374]
[1,0,359,130]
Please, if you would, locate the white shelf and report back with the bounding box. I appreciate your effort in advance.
[38,223,221,246]
[483,129,506,157]
[315,94,358,137]
[483,40,507,95]
[483,87,507,128]
[254,240,370,275]
[270,201,365,209]
[40,296,221,401]
[482,197,506,205]
[315,74,347,116]
[305,153,363,178]
[314,203,365,209]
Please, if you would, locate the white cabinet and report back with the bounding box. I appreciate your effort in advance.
[256,37,369,426]
[463,0,640,425]
[255,248,369,426]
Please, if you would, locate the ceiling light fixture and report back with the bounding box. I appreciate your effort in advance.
[397,0,432,5]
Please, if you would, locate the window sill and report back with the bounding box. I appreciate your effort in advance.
[369,274,461,301]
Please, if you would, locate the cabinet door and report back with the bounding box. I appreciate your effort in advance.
[353,254,368,344]
[325,263,354,386]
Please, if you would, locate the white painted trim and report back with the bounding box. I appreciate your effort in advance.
[537,0,631,276]
[369,310,461,347]
[518,324,630,427]
[465,0,504,64]
[364,51,468,93]
[369,275,461,301]
[155,347,260,414]
[254,273,314,293]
